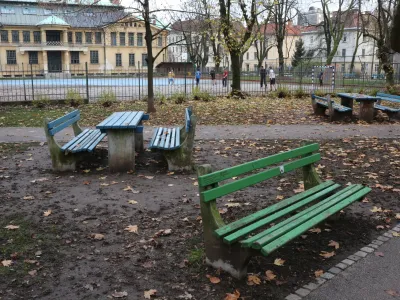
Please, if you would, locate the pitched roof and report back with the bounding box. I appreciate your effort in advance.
[259,23,301,36]
[1,0,121,6]
[36,15,69,26]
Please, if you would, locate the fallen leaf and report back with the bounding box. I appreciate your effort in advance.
[92,233,105,240]
[4,225,19,230]
[124,225,138,234]
[315,270,324,278]
[393,232,400,237]
[145,176,154,180]
[28,270,37,276]
[123,185,140,193]
[276,195,284,200]
[320,251,335,258]
[23,195,35,200]
[128,200,138,204]
[328,240,340,249]
[43,210,52,217]
[83,181,90,185]
[83,169,91,173]
[274,258,285,266]
[370,206,383,213]
[30,177,48,183]
[225,202,241,207]
[247,274,261,285]
[153,229,172,237]
[395,213,400,220]
[193,181,199,186]
[1,260,12,267]
[376,225,385,230]
[24,259,37,264]
[96,167,105,171]
[265,270,276,281]
[309,228,322,234]
[224,289,240,300]
[375,252,384,257]
[111,291,128,298]
[206,274,221,284]
[144,289,157,299]
[386,290,400,297]
[100,183,110,186]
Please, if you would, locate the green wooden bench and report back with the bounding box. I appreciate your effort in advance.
[197,143,371,279]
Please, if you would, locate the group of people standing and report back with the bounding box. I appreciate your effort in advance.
[259,66,276,91]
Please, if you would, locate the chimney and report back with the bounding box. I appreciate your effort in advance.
[287,20,293,26]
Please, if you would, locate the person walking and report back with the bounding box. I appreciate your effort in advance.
[269,66,276,91]
[260,66,267,88]
[222,69,228,87]
[210,69,216,86]
[168,69,175,85]
[319,71,323,87]
[195,67,201,86]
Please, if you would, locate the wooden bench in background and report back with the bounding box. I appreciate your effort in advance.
[311,93,352,121]
[197,143,371,279]
[44,110,106,171]
[148,107,196,171]
[375,92,400,120]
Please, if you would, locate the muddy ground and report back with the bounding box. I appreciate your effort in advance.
[0,138,399,300]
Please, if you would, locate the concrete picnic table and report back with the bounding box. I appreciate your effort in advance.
[96,111,149,172]
[336,93,380,123]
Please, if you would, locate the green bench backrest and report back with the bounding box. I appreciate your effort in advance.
[46,110,80,136]
[185,107,192,132]
[198,143,321,203]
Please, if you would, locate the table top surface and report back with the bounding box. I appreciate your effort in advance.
[336,93,379,101]
[96,111,147,130]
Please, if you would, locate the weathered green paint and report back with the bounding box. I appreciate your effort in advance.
[223,183,340,244]
[198,143,319,187]
[253,185,364,249]
[164,115,197,171]
[261,187,372,256]
[215,180,336,238]
[202,153,321,202]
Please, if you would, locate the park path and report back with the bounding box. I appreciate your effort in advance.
[0,124,399,143]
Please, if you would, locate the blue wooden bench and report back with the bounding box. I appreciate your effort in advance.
[375,92,400,119]
[311,93,352,121]
[148,107,196,171]
[44,110,106,171]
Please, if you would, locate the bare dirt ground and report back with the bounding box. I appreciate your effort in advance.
[0,138,399,300]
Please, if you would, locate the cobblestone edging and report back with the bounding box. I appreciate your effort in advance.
[285,224,400,300]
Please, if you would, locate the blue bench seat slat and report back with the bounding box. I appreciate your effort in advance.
[49,115,81,136]
[148,127,182,150]
[152,127,163,147]
[314,97,352,112]
[72,130,102,153]
[174,127,180,149]
[61,129,90,151]
[148,127,159,148]
[66,130,94,152]
[185,108,191,132]
[165,128,173,148]
[128,112,144,127]
[377,92,400,103]
[159,127,168,148]
[374,104,400,112]
[47,110,79,129]
[87,132,107,152]
[170,128,176,148]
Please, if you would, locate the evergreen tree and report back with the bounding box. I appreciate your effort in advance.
[291,38,306,68]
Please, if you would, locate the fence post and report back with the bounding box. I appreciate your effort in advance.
[85,62,89,104]
[138,61,141,101]
[184,61,187,98]
[31,63,34,101]
[22,63,27,102]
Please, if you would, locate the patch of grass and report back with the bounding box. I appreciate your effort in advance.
[188,247,205,267]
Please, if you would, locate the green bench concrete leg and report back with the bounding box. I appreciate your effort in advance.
[197,165,256,279]
[44,118,80,172]
[107,129,135,172]
[164,115,197,171]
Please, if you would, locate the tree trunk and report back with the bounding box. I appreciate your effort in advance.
[277,40,284,75]
[230,51,241,92]
[144,1,156,113]
[377,42,394,85]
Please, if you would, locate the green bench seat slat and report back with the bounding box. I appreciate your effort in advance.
[215,180,336,238]
[49,114,81,136]
[61,129,90,152]
[248,185,363,249]
[202,153,321,203]
[199,143,319,187]
[222,183,341,244]
[47,110,79,129]
[260,186,371,256]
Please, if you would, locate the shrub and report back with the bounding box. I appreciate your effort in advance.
[98,90,117,107]
[32,95,51,108]
[155,92,167,105]
[386,84,400,95]
[169,92,186,104]
[369,89,379,96]
[344,87,354,93]
[276,86,290,98]
[192,88,216,102]
[65,89,84,107]
[314,90,325,97]
[294,88,307,98]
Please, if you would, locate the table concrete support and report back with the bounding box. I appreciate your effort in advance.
[359,101,375,123]
[107,129,135,172]
[340,97,354,109]
[134,130,144,152]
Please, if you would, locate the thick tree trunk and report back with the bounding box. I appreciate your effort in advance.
[230,51,241,92]
[144,1,156,113]
[378,42,394,85]
[277,38,284,75]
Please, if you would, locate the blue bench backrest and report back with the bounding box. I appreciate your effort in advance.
[185,107,192,132]
[312,94,331,102]
[46,110,80,136]
[377,92,400,103]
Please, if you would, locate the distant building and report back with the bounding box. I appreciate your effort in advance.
[298,7,323,26]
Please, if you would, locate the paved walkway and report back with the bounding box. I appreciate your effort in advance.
[1,124,399,143]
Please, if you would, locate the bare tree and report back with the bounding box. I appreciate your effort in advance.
[253,13,275,69]
[349,5,364,73]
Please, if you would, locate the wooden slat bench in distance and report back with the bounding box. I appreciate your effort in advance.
[311,93,352,121]
[375,92,400,120]
[44,110,106,171]
[197,143,371,279]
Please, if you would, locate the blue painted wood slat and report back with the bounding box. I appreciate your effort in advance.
[49,115,81,136]
[148,128,159,148]
[170,128,176,148]
[68,130,97,153]
[97,112,124,129]
[128,111,144,127]
[114,112,134,128]
[73,130,102,153]
[164,128,172,148]
[152,127,163,147]
[159,127,168,148]
[107,112,129,128]
[175,127,180,149]
[47,110,80,129]
[87,133,107,152]
[119,112,138,128]
[61,129,90,151]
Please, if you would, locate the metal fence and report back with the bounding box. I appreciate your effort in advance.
[0,58,398,103]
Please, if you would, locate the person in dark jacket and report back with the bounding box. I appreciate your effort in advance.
[210,69,216,85]
[260,66,267,88]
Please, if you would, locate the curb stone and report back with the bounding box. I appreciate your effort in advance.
[284,224,400,299]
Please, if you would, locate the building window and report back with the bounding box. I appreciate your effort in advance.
[6,50,16,64]
[142,53,147,66]
[95,32,102,44]
[90,50,99,64]
[129,33,134,46]
[1,30,8,42]
[23,31,30,43]
[246,64,249,71]
[129,53,135,66]
[246,52,249,60]
[363,35,367,42]
[342,49,346,57]
[29,51,38,64]
[71,51,80,64]
[75,32,82,44]
[111,32,117,45]
[158,36,162,47]
[119,32,125,46]
[254,52,257,60]
[374,63,379,72]
[362,49,365,58]
[116,53,122,67]
[85,32,92,44]
[341,64,345,72]
[33,31,41,43]
[12,30,19,43]
[343,34,347,42]
[68,32,73,43]
[137,33,143,46]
